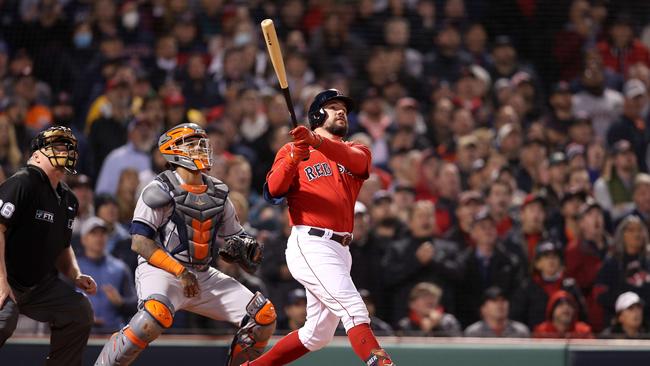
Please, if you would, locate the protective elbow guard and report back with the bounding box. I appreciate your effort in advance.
[226,292,277,366]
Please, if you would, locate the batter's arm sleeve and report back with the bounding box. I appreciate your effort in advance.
[217,197,245,238]
[315,139,371,177]
[265,144,299,199]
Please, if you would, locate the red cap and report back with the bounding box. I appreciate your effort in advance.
[522,193,545,208]
[164,93,186,107]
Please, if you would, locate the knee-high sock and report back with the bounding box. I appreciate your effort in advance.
[248,331,309,366]
[347,323,381,361]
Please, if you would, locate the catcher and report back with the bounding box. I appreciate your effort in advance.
[95,123,276,366]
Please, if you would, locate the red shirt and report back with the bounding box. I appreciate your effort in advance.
[597,40,650,75]
[266,139,371,233]
[564,239,603,292]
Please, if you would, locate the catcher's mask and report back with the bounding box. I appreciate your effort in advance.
[30,126,78,174]
[159,123,212,171]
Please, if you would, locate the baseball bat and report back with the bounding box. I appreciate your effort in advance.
[261,19,299,129]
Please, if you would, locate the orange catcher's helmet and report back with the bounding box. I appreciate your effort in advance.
[158,123,212,171]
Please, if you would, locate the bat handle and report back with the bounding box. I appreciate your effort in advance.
[281,87,298,129]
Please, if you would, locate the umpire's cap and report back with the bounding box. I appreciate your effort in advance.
[308,89,354,130]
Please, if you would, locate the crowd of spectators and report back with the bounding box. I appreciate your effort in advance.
[2,0,650,340]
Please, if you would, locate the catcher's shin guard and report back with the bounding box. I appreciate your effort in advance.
[365,349,396,366]
[226,292,277,366]
[95,295,174,366]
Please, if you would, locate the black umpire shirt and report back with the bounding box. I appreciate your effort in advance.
[0,165,78,288]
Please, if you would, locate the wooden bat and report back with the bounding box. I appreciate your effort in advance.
[261,19,298,129]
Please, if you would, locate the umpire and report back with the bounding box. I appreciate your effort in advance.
[0,126,96,365]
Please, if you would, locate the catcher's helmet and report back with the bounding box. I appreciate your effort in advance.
[158,123,212,171]
[307,89,354,130]
[30,126,78,174]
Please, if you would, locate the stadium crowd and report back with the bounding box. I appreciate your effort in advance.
[1,0,650,340]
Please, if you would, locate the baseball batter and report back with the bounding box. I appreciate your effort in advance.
[95,123,276,366]
[248,90,396,366]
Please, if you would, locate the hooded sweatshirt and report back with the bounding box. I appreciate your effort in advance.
[533,290,594,338]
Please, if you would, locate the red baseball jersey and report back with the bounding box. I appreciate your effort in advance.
[267,140,371,233]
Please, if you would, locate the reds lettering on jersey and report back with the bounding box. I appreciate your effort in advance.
[273,142,370,233]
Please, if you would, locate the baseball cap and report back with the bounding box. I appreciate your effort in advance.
[94,193,118,210]
[611,139,633,155]
[372,190,393,204]
[396,97,418,110]
[493,35,513,49]
[54,91,73,106]
[469,64,491,86]
[511,71,532,87]
[561,189,588,205]
[615,291,644,313]
[577,198,602,218]
[482,286,506,304]
[535,241,562,259]
[68,174,92,189]
[521,193,546,208]
[472,206,494,226]
[458,134,478,149]
[354,201,368,215]
[551,81,571,95]
[494,78,511,91]
[459,190,484,206]
[394,183,416,195]
[549,151,568,166]
[496,123,519,147]
[105,77,129,91]
[565,143,585,161]
[286,288,307,305]
[624,79,647,99]
[81,216,108,236]
[164,92,186,107]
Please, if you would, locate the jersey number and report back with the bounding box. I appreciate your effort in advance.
[0,200,15,219]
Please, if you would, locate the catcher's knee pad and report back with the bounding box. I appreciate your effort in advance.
[226,292,277,366]
[94,294,174,366]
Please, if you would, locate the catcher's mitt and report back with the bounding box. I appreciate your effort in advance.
[219,235,263,274]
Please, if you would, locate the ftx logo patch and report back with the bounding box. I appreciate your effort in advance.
[35,210,54,223]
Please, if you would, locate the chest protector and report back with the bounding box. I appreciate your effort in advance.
[157,170,228,266]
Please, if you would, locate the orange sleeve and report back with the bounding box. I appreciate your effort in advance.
[266,144,300,198]
[149,248,185,277]
[316,139,371,177]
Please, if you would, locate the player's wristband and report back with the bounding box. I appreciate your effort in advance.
[149,248,186,277]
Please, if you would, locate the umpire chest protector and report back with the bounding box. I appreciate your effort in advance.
[151,170,228,266]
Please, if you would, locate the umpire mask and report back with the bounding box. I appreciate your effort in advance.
[30,126,79,174]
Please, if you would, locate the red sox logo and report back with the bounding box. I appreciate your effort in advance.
[304,162,332,181]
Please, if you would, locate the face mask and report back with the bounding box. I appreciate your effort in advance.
[74,32,92,49]
[122,11,139,30]
[233,32,252,47]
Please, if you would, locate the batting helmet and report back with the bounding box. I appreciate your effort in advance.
[30,126,79,174]
[158,123,212,171]
[307,89,354,130]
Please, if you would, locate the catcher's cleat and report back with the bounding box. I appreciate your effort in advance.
[365,348,396,366]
